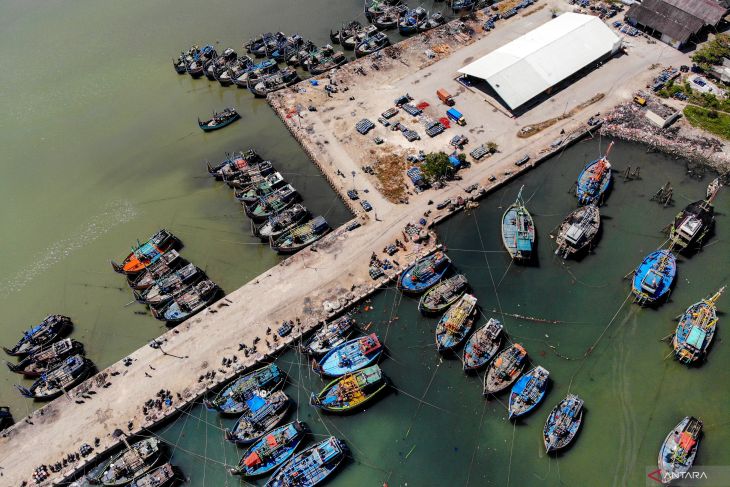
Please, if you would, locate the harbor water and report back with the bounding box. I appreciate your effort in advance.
[1,1,729,486]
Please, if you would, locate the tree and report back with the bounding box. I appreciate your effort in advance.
[486,141,498,153]
[421,152,453,182]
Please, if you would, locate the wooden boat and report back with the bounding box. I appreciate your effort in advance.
[17,355,93,400]
[303,315,356,356]
[0,407,12,430]
[397,251,451,295]
[463,318,503,371]
[127,250,182,290]
[508,366,549,419]
[554,205,600,259]
[226,161,276,190]
[208,149,262,180]
[231,421,308,477]
[264,437,346,487]
[373,7,402,30]
[576,141,613,205]
[245,185,299,221]
[267,34,305,62]
[418,274,468,314]
[669,198,715,252]
[255,204,310,241]
[355,31,391,58]
[314,333,383,377]
[233,59,279,88]
[398,7,427,35]
[134,263,203,308]
[707,177,721,199]
[172,46,197,74]
[204,363,285,415]
[151,280,220,325]
[483,344,527,395]
[631,249,676,305]
[247,32,284,58]
[435,294,478,352]
[543,394,584,452]
[450,0,476,12]
[218,56,254,86]
[186,44,216,78]
[310,365,387,413]
[235,172,286,204]
[270,216,331,254]
[289,40,316,67]
[93,438,162,486]
[225,390,290,445]
[248,68,300,97]
[7,338,84,378]
[658,416,702,484]
[501,186,535,262]
[672,287,724,365]
[418,12,446,32]
[4,315,72,357]
[339,23,375,50]
[198,107,240,132]
[309,52,348,76]
[130,463,176,487]
[111,229,181,276]
[205,47,237,80]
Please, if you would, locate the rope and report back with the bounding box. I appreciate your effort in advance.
[505,420,518,486]
[404,362,442,439]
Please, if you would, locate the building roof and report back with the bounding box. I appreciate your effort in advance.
[626,0,727,44]
[457,13,621,110]
[662,0,727,25]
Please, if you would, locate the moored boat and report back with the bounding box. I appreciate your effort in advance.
[373,7,402,30]
[435,294,478,352]
[233,59,279,88]
[208,149,262,180]
[130,463,176,487]
[463,318,503,371]
[4,315,72,357]
[198,107,240,132]
[204,363,285,415]
[672,287,724,365]
[231,421,308,477]
[255,204,310,241]
[92,438,162,486]
[314,333,383,377]
[309,51,348,76]
[270,216,331,254]
[543,394,584,452]
[225,390,290,445]
[339,23,376,50]
[134,263,203,308]
[235,172,286,204]
[7,338,84,378]
[706,177,721,199]
[264,437,346,487]
[501,186,535,262]
[576,141,613,205]
[397,251,451,295]
[127,250,182,290]
[658,416,702,484]
[355,31,391,58]
[206,47,237,80]
[508,366,549,419]
[248,68,300,97]
[111,229,181,276]
[310,365,387,413]
[247,32,284,58]
[303,315,356,356]
[631,249,676,305]
[186,44,216,78]
[226,161,276,189]
[418,274,468,314]
[554,205,600,259]
[245,185,299,221]
[418,12,446,32]
[450,0,476,12]
[151,280,220,325]
[218,56,254,86]
[669,198,715,252]
[17,355,93,400]
[483,343,527,395]
[398,7,427,35]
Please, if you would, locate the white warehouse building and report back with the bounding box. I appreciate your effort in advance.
[458,13,623,110]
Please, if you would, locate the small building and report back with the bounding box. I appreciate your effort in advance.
[457,13,622,111]
[626,0,727,48]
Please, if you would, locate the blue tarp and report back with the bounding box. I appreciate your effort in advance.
[448,155,461,168]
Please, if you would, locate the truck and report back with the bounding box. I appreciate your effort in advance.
[436,88,455,106]
[446,108,466,126]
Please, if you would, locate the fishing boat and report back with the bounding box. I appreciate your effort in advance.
[255,204,310,240]
[554,205,600,259]
[669,198,715,252]
[658,416,702,484]
[397,251,451,295]
[435,294,478,352]
[310,365,387,413]
[631,249,676,305]
[205,47,237,80]
[111,229,181,276]
[134,263,203,308]
[0,407,12,430]
[418,274,468,314]
[501,186,535,262]
[7,338,84,378]
[247,32,284,58]
[217,56,254,86]
[483,343,527,395]
[303,315,356,356]
[127,250,182,290]
[264,437,346,487]
[463,318,503,371]
[92,438,162,486]
[248,68,300,97]
[543,394,584,452]
[151,279,220,325]
[186,44,216,78]
[17,355,93,400]
[672,287,724,365]
[508,366,549,419]
[309,52,348,76]
[231,421,308,477]
[398,7,427,35]
[450,0,476,12]
[208,149,262,180]
[373,7,402,30]
[245,185,299,221]
[172,46,197,74]
[233,59,279,88]
[355,31,391,58]
[204,363,285,415]
[225,390,290,445]
[235,172,286,204]
[576,141,613,205]
[198,107,240,132]
[129,463,176,487]
[226,161,276,189]
[314,333,383,377]
[418,12,446,32]
[4,315,72,357]
[268,34,305,63]
[339,23,376,50]
[706,177,721,199]
[270,216,331,254]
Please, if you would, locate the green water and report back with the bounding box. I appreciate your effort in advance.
[2,1,730,486]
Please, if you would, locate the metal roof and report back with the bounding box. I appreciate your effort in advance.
[662,0,727,25]
[626,0,727,44]
[458,13,622,110]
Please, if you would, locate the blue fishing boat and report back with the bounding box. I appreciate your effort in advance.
[508,366,549,419]
[631,249,676,305]
[435,294,478,352]
[397,251,451,295]
[658,416,702,484]
[672,287,724,365]
[230,421,308,477]
[198,107,240,132]
[17,355,93,401]
[204,363,285,415]
[303,315,356,356]
[463,318,503,371]
[232,59,279,88]
[4,315,72,357]
[501,186,535,262]
[265,437,346,487]
[543,394,584,452]
[314,333,382,377]
[576,141,613,205]
[225,391,290,445]
[398,7,427,35]
[152,280,220,325]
